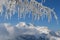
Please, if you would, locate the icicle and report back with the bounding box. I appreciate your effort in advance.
[19,6,25,18]
[22,9,26,19]
[37,14,40,20]
[28,12,31,18]
[48,13,51,23]
[5,12,9,19]
[33,14,36,20]
[9,11,12,19]
[52,9,58,21]
[32,11,35,21]
[0,6,2,12]
[52,9,58,24]
[18,7,20,20]
[0,5,3,16]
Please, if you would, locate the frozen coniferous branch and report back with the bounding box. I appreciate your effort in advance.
[0,0,58,22]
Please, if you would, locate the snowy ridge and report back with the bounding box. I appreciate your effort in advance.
[0,22,60,40]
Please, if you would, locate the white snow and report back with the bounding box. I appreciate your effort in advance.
[0,22,60,40]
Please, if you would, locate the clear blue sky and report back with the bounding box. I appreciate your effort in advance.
[0,0,60,31]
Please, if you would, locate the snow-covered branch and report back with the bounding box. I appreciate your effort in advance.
[0,0,58,22]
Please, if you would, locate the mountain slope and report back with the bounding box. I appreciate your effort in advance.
[0,22,60,40]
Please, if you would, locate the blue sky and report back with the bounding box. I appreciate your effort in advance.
[0,0,60,31]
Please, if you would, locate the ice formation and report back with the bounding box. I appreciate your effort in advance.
[0,0,58,22]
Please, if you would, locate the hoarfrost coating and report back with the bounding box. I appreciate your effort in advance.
[0,0,58,22]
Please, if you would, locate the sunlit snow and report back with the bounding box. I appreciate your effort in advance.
[0,22,60,40]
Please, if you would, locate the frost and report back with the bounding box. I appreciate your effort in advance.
[0,0,58,22]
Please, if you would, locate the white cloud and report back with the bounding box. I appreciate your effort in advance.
[0,22,60,40]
